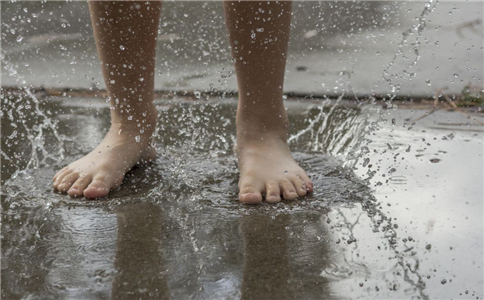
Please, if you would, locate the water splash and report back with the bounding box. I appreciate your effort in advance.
[1,58,71,178]
[381,0,438,103]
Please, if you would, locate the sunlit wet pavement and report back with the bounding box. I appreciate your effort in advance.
[1,96,483,299]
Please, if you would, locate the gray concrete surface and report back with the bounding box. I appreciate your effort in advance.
[2,1,483,97]
[1,2,484,299]
[1,95,483,299]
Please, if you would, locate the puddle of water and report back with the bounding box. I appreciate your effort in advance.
[1,94,371,299]
[2,92,483,299]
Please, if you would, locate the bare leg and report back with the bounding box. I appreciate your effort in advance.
[224,1,313,204]
[53,1,162,198]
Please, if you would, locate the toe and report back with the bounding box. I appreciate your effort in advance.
[290,177,307,197]
[300,173,314,193]
[53,169,73,189]
[280,178,298,201]
[264,181,281,203]
[239,181,263,204]
[83,172,121,199]
[83,180,111,199]
[53,166,68,183]
[68,174,93,197]
[239,190,263,204]
[57,172,80,193]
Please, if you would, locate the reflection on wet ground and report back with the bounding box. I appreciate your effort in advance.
[1,94,483,299]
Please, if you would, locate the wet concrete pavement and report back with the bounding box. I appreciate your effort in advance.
[2,1,483,97]
[1,93,483,299]
[2,1,484,299]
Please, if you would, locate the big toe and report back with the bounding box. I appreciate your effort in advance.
[83,180,111,199]
[239,183,263,204]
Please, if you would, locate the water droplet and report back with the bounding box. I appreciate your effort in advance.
[426,79,431,86]
[256,28,264,32]
[453,73,459,78]
[441,279,447,285]
[135,136,140,143]
[139,78,145,82]
[119,45,125,50]
[109,80,116,84]
[127,115,133,121]
[16,36,23,42]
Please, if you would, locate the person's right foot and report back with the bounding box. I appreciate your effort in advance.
[53,120,156,199]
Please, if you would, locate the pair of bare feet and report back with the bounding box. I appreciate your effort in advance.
[52,105,313,204]
[54,0,312,204]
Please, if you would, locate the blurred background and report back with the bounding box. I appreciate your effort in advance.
[2,1,483,98]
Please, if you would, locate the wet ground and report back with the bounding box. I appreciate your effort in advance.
[2,0,484,299]
[1,93,483,299]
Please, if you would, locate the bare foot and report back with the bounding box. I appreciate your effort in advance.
[53,120,156,199]
[237,130,314,204]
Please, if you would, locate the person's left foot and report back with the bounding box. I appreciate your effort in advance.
[236,130,313,204]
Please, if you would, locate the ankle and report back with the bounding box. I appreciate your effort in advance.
[236,112,289,133]
[108,115,157,144]
[110,104,157,132]
[236,122,289,149]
